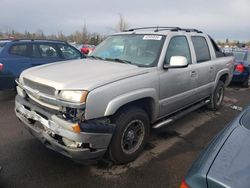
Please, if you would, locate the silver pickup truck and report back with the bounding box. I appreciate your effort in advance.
[15,27,234,164]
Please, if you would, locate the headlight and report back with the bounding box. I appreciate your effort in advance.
[58,90,88,103]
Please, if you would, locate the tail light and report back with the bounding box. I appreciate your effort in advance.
[0,63,3,71]
[235,64,244,73]
[180,179,189,188]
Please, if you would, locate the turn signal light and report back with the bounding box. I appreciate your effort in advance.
[72,123,81,133]
[180,179,189,188]
[0,63,3,71]
[235,64,244,73]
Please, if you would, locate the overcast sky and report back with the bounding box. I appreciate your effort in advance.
[0,0,249,41]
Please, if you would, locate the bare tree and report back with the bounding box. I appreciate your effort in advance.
[36,29,46,39]
[117,13,129,32]
[82,21,88,43]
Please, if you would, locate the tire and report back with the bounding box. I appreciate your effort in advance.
[242,77,249,88]
[207,80,225,111]
[108,106,149,164]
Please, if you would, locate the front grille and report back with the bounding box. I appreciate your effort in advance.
[28,96,59,115]
[23,78,56,96]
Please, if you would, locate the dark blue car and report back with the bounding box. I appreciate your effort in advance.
[181,106,250,188]
[0,39,84,91]
[231,50,250,87]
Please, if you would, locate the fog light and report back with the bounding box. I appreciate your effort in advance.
[62,137,82,148]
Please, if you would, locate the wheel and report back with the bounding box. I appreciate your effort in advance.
[242,77,249,88]
[207,80,225,111]
[108,106,149,164]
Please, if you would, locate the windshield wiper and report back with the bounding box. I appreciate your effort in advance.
[105,58,132,65]
[88,55,104,60]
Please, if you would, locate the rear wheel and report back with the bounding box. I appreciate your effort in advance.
[108,106,149,164]
[207,80,225,110]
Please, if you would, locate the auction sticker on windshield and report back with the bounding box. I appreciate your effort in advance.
[143,35,162,40]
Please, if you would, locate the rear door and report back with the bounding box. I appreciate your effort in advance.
[5,43,33,76]
[0,42,32,89]
[190,36,216,99]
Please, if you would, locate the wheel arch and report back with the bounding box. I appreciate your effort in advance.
[214,69,231,91]
[104,88,158,123]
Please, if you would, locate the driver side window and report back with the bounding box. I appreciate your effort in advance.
[165,36,191,65]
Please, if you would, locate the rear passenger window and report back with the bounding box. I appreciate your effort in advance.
[165,36,191,64]
[191,36,211,63]
[33,44,59,58]
[9,44,28,56]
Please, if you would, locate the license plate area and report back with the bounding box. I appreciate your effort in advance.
[33,121,46,131]
[18,105,52,130]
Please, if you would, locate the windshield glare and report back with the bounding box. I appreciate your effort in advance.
[91,34,165,67]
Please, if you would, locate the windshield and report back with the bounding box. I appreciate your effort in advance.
[233,51,246,61]
[91,34,165,67]
[0,42,6,53]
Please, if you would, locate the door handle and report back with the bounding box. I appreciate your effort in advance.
[209,67,214,73]
[190,70,197,77]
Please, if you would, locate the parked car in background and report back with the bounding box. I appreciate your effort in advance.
[0,39,84,91]
[181,105,250,188]
[80,44,95,55]
[69,42,83,51]
[231,50,250,87]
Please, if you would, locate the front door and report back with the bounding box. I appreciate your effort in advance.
[31,43,63,66]
[159,36,198,117]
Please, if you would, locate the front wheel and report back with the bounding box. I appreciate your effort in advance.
[207,80,225,111]
[108,106,149,164]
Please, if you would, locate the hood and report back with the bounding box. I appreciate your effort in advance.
[20,59,150,91]
[207,108,250,188]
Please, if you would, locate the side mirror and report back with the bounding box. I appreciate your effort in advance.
[163,56,188,69]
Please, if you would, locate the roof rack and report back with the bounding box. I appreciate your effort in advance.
[125,27,180,32]
[11,38,68,43]
[179,28,203,33]
[0,38,13,41]
[124,26,203,33]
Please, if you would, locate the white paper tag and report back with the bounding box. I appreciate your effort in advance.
[143,35,162,40]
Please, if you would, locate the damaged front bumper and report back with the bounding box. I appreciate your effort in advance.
[15,95,114,163]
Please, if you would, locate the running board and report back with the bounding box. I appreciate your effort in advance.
[153,99,210,129]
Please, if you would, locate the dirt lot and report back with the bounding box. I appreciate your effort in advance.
[0,85,249,188]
